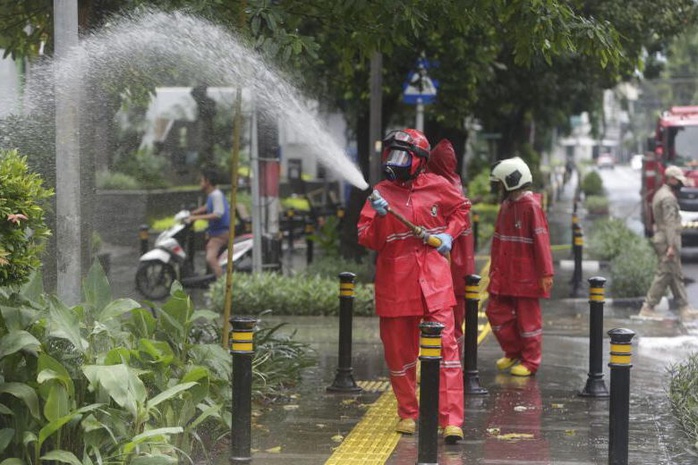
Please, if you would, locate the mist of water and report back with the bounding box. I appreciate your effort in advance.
[11,9,369,190]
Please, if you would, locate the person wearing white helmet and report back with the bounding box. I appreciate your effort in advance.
[486,157,554,377]
[638,165,698,322]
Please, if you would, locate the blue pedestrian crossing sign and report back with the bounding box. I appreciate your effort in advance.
[403,60,438,105]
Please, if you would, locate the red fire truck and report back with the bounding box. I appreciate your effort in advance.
[642,106,698,243]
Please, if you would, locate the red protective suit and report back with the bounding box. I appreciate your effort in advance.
[358,172,468,428]
[426,139,475,355]
[487,191,553,373]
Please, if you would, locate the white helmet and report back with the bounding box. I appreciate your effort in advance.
[490,157,533,191]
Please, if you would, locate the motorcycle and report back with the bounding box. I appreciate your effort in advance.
[135,210,253,300]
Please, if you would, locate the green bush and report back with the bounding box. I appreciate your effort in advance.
[584,195,609,215]
[588,218,639,261]
[581,170,604,197]
[0,149,53,287]
[669,353,698,449]
[609,237,656,297]
[112,147,171,188]
[207,272,375,317]
[96,169,141,189]
[472,202,499,250]
[302,254,374,285]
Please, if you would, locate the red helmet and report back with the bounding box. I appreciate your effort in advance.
[381,129,430,181]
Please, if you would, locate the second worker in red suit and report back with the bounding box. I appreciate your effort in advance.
[426,139,476,357]
[358,128,469,444]
[487,157,554,377]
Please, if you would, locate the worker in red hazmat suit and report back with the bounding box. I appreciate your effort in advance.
[487,157,554,377]
[357,128,468,444]
[426,139,475,356]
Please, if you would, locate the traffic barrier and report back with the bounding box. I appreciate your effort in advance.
[138,224,149,255]
[570,221,584,297]
[464,274,488,395]
[230,316,258,464]
[608,328,635,465]
[305,219,315,265]
[579,277,609,398]
[327,272,362,393]
[417,321,444,465]
[286,208,295,251]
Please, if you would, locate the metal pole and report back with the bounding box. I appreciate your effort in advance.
[369,52,383,188]
[230,316,258,464]
[570,222,584,297]
[327,272,362,393]
[250,102,263,274]
[464,275,488,395]
[416,100,424,132]
[608,328,635,465]
[139,225,149,255]
[54,0,82,305]
[305,219,314,265]
[580,277,609,397]
[417,321,444,465]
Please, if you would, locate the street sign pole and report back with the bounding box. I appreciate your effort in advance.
[416,98,424,132]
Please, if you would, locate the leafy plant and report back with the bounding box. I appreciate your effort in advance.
[0,149,53,287]
[303,254,374,285]
[669,353,698,449]
[96,169,141,190]
[0,261,314,464]
[609,237,657,298]
[207,272,375,317]
[584,195,609,215]
[112,148,171,189]
[307,215,341,258]
[587,218,640,261]
[580,170,604,197]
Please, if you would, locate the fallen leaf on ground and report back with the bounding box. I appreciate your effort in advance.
[265,446,282,453]
[331,434,344,443]
[282,404,299,411]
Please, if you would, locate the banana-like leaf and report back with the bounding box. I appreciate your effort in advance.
[0,330,41,358]
[0,458,24,465]
[147,382,197,409]
[47,297,88,353]
[82,261,112,313]
[38,413,80,450]
[99,298,142,322]
[130,454,178,465]
[0,383,40,419]
[0,428,14,455]
[42,383,70,423]
[40,450,82,465]
[82,365,146,418]
[123,427,183,454]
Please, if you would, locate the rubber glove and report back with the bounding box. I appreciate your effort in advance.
[433,233,453,255]
[369,190,388,216]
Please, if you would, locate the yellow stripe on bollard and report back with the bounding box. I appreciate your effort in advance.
[465,284,479,300]
[420,336,442,358]
[231,330,254,353]
[574,236,584,246]
[589,287,605,302]
[610,343,632,365]
[339,283,354,297]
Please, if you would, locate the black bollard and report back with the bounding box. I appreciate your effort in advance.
[230,316,258,464]
[139,224,149,255]
[286,209,295,251]
[305,219,315,265]
[327,272,362,393]
[579,277,609,398]
[417,321,445,465]
[608,328,635,465]
[472,212,479,253]
[570,222,584,297]
[464,274,488,395]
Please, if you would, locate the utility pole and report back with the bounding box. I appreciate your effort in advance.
[369,52,383,188]
[54,0,82,305]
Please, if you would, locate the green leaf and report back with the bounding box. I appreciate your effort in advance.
[0,428,14,455]
[147,382,197,410]
[99,298,141,321]
[38,413,80,450]
[124,427,183,453]
[0,330,41,358]
[0,459,24,465]
[130,455,178,465]
[42,383,70,423]
[0,383,40,419]
[82,365,146,418]
[47,297,87,353]
[38,354,75,397]
[82,260,112,312]
[40,450,82,465]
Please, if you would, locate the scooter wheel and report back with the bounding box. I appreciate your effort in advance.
[135,261,176,300]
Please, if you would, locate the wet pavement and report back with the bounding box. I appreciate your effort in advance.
[102,177,698,464]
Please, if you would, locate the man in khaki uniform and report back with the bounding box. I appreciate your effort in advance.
[638,165,698,322]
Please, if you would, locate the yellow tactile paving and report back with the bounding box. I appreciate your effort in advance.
[324,260,493,465]
[324,389,400,465]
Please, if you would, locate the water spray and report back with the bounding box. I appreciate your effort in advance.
[368,190,442,248]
